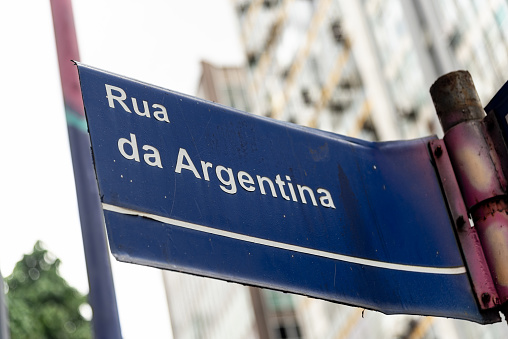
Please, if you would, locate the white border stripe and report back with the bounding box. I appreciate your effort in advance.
[102,203,466,275]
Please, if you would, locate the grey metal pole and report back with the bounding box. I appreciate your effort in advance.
[0,270,10,339]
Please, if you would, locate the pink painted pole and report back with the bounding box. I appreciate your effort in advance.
[431,71,508,317]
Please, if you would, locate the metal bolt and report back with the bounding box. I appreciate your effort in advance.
[456,215,466,230]
[482,292,491,305]
[434,145,443,158]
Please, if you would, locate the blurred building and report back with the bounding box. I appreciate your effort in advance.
[233,0,508,141]
[163,0,508,338]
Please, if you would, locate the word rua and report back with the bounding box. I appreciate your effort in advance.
[105,84,170,122]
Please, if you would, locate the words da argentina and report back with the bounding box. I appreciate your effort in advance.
[107,84,336,209]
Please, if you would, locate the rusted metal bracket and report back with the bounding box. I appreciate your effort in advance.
[430,139,499,309]
[430,70,508,311]
[484,110,508,187]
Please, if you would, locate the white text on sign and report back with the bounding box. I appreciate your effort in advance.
[116,133,336,209]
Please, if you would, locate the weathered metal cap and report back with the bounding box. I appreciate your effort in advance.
[430,70,485,133]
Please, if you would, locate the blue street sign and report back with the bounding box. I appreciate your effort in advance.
[77,63,495,323]
[486,80,508,143]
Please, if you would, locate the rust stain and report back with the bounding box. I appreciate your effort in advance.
[309,143,329,162]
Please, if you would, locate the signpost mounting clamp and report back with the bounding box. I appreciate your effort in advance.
[431,71,508,314]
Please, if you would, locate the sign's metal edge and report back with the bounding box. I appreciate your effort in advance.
[102,202,466,275]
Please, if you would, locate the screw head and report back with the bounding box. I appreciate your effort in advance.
[456,215,466,230]
[481,293,491,305]
[434,145,443,158]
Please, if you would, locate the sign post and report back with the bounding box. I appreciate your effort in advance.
[77,63,500,324]
[430,71,508,309]
[50,2,122,338]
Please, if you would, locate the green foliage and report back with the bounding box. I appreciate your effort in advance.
[5,241,91,339]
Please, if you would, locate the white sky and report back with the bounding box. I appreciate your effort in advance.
[0,1,244,338]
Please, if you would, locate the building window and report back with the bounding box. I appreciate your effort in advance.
[448,28,462,50]
[248,52,259,68]
[262,290,302,339]
[301,88,312,105]
[330,20,345,43]
[263,0,279,9]
[273,317,302,339]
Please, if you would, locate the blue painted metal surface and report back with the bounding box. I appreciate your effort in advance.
[77,63,496,323]
[486,80,508,141]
